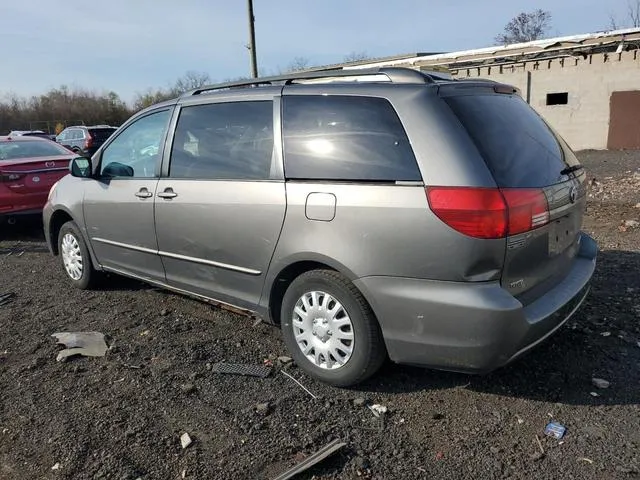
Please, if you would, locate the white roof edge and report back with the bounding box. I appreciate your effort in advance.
[345,27,640,70]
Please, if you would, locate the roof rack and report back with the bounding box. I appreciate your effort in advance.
[183,67,436,97]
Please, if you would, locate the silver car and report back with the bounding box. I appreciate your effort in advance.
[43,68,597,386]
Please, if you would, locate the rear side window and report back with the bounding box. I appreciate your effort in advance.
[444,94,579,188]
[88,128,117,143]
[169,101,274,180]
[282,95,421,181]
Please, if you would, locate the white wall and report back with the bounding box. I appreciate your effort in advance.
[450,51,640,150]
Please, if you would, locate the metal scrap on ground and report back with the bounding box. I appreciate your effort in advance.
[281,370,317,399]
[52,332,108,362]
[272,439,346,480]
[0,292,15,307]
[210,362,272,378]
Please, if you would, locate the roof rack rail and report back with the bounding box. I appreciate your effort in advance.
[182,67,434,97]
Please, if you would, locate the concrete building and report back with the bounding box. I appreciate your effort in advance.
[336,28,640,151]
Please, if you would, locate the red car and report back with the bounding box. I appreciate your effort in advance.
[0,136,75,221]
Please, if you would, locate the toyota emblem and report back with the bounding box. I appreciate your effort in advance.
[569,186,578,204]
[45,161,55,168]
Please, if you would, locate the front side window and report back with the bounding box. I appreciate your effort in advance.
[282,95,421,181]
[169,101,274,180]
[100,109,170,178]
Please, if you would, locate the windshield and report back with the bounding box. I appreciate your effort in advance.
[0,140,70,161]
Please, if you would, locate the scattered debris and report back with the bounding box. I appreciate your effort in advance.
[353,397,367,407]
[281,370,317,399]
[544,422,566,439]
[578,457,594,464]
[140,330,150,336]
[432,412,445,420]
[180,432,192,449]
[180,383,196,394]
[516,414,525,425]
[263,358,274,367]
[601,331,611,337]
[0,292,15,307]
[181,470,187,479]
[17,251,24,257]
[590,392,600,397]
[592,378,610,389]
[272,439,346,480]
[530,451,546,461]
[252,318,263,327]
[622,219,639,228]
[368,404,387,418]
[435,451,445,460]
[51,463,61,470]
[635,203,640,209]
[52,332,108,362]
[122,363,143,370]
[210,362,272,378]
[277,356,293,365]
[160,308,169,316]
[255,402,270,415]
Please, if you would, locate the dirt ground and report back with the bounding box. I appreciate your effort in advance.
[1,150,639,480]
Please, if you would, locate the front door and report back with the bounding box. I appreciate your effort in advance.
[83,108,172,281]
[154,99,286,310]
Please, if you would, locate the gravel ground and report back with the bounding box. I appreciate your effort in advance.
[1,150,639,480]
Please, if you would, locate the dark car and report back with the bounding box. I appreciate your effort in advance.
[56,125,117,157]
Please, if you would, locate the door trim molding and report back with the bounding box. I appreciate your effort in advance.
[92,237,157,255]
[91,237,261,275]
[158,250,262,276]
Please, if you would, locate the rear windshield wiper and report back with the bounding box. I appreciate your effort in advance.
[560,164,584,176]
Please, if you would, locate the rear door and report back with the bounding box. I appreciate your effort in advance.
[443,88,587,302]
[154,96,286,310]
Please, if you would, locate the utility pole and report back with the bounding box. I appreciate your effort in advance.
[247,0,258,78]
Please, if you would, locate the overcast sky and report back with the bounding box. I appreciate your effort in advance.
[0,0,632,101]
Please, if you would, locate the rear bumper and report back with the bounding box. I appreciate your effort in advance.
[354,232,597,373]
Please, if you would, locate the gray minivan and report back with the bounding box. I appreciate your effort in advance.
[43,67,596,386]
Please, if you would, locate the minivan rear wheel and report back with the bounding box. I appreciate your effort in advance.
[280,270,386,386]
[58,220,99,290]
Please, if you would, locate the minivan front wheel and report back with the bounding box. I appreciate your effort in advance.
[58,221,98,289]
[281,270,386,386]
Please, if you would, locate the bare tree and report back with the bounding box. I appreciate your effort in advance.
[171,70,212,95]
[495,9,552,45]
[608,0,640,30]
[343,51,370,63]
[285,57,311,72]
[628,0,640,26]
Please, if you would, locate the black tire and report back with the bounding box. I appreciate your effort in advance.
[57,220,99,289]
[280,269,387,387]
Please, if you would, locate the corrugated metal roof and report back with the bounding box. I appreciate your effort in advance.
[340,27,640,70]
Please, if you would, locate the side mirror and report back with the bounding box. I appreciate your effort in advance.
[70,157,92,178]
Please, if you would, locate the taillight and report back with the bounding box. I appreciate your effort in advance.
[501,188,549,235]
[84,133,93,149]
[426,187,549,239]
